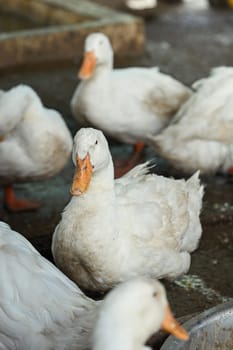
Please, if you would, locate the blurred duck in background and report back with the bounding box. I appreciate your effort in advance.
[125,0,157,10]
[52,127,203,292]
[0,85,72,212]
[0,221,188,350]
[125,0,157,15]
[71,32,191,177]
[151,67,233,175]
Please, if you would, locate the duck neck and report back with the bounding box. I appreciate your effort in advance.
[93,324,146,350]
[86,157,115,197]
[68,157,115,212]
[92,60,113,80]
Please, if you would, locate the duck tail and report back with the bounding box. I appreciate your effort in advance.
[187,170,204,198]
[122,160,156,179]
[0,221,11,233]
[181,171,204,252]
[192,66,233,91]
[186,171,204,216]
[210,66,233,77]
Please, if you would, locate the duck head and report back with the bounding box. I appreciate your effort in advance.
[71,128,112,196]
[78,33,113,80]
[0,85,38,137]
[93,278,188,350]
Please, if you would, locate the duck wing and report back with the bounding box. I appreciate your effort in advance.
[113,67,191,120]
[0,222,94,350]
[115,166,192,245]
[164,66,233,144]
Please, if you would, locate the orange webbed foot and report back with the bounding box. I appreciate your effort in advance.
[3,185,41,212]
[114,142,146,178]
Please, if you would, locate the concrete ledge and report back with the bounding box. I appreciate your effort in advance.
[0,0,145,68]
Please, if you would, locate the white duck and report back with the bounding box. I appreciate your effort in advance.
[0,221,188,350]
[71,32,191,174]
[52,127,203,292]
[151,67,233,175]
[93,277,188,350]
[0,84,72,211]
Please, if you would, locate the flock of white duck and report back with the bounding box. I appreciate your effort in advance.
[0,31,232,349]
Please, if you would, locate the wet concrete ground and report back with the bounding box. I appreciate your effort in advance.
[0,1,233,345]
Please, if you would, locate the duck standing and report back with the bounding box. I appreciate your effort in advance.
[71,32,191,175]
[52,127,203,292]
[0,221,188,349]
[151,67,233,175]
[0,84,72,211]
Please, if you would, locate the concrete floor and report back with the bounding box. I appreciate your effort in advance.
[0,1,233,347]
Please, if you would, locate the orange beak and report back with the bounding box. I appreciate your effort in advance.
[70,153,93,196]
[162,305,189,341]
[78,51,96,80]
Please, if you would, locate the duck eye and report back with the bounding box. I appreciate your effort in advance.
[99,40,103,46]
[153,291,158,297]
[95,140,98,145]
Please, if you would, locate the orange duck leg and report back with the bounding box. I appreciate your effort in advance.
[3,185,41,212]
[114,142,146,178]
